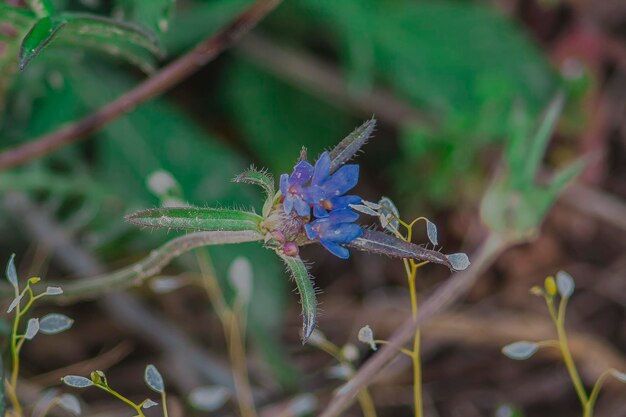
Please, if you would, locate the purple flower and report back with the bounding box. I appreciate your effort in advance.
[305,209,363,259]
[305,152,361,217]
[280,159,314,217]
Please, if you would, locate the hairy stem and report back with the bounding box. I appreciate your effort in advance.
[0,230,262,302]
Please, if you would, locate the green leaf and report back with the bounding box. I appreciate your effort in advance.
[114,0,176,34]
[522,94,564,186]
[26,0,53,18]
[126,207,262,232]
[19,12,162,72]
[234,167,275,199]
[280,255,317,343]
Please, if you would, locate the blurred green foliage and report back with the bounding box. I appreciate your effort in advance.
[0,0,583,390]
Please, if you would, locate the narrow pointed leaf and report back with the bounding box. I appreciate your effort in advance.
[6,254,18,289]
[20,12,162,72]
[547,159,585,198]
[126,207,262,232]
[524,93,564,184]
[329,118,376,173]
[280,255,317,343]
[347,230,467,270]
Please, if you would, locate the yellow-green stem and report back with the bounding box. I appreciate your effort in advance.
[552,297,588,407]
[196,249,258,417]
[228,314,258,417]
[584,370,611,417]
[161,391,169,417]
[406,260,423,417]
[98,385,145,417]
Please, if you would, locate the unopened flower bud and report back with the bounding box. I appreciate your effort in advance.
[283,242,299,257]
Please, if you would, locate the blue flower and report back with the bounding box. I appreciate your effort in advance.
[304,208,363,259]
[280,159,314,217]
[305,152,361,218]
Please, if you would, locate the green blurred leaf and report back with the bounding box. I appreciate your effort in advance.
[114,0,176,34]
[126,207,262,232]
[0,4,36,111]
[19,12,162,72]
[26,0,54,18]
[222,61,354,173]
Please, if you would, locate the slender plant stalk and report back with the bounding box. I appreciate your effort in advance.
[97,385,146,417]
[547,296,589,408]
[315,340,377,417]
[161,391,169,417]
[584,370,611,417]
[196,250,258,417]
[320,233,508,417]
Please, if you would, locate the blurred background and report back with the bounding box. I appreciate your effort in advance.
[1,0,625,416]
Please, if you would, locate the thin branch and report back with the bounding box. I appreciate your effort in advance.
[319,233,509,417]
[0,0,282,170]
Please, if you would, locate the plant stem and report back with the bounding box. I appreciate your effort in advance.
[584,370,611,417]
[8,284,24,417]
[98,385,145,417]
[161,391,169,417]
[551,297,588,408]
[196,249,258,417]
[405,260,423,417]
[315,340,377,417]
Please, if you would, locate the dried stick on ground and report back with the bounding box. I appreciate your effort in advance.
[319,234,509,417]
[0,0,282,170]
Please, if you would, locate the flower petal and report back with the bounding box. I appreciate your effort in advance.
[283,196,295,214]
[322,164,359,196]
[328,223,363,243]
[328,208,359,224]
[320,240,350,259]
[294,198,311,217]
[291,160,314,184]
[279,173,289,195]
[304,223,319,240]
[312,152,331,186]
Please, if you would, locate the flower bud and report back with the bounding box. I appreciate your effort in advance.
[544,276,557,296]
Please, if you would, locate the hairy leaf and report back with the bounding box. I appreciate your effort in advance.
[126,207,262,232]
[280,255,317,343]
[329,118,376,173]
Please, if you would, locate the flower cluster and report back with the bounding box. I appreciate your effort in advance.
[279,152,362,258]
